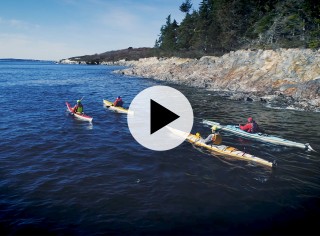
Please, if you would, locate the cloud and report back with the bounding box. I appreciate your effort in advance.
[0,17,40,30]
[100,8,140,32]
[0,33,86,60]
[0,0,203,60]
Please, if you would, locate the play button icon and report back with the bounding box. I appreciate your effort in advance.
[127,86,194,151]
[150,99,179,134]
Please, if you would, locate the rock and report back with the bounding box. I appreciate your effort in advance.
[112,49,320,112]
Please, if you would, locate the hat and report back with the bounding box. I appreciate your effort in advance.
[117,96,121,99]
[77,100,81,103]
[248,117,253,122]
[211,125,218,131]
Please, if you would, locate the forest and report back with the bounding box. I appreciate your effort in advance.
[68,0,319,63]
[155,0,320,57]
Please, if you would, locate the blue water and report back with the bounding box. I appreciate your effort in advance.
[1,60,320,235]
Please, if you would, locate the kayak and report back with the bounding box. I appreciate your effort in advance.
[103,99,133,114]
[66,102,93,122]
[203,120,314,151]
[167,126,276,168]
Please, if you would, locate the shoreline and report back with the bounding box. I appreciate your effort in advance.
[61,48,320,112]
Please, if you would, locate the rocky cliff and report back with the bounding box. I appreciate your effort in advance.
[114,49,320,112]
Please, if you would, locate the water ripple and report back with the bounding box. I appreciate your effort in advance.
[1,61,320,235]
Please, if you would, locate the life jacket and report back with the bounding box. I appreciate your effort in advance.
[75,104,83,113]
[212,132,222,145]
[248,122,258,133]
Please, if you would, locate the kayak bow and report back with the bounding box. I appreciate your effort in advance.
[167,126,276,168]
[203,120,314,151]
[66,102,93,122]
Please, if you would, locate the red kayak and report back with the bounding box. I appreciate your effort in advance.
[66,102,93,122]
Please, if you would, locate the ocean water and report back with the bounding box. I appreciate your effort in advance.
[0,60,319,235]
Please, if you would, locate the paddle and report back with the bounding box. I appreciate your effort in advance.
[202,120,223,129]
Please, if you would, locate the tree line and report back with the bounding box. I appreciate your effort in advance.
[155,0,320,57]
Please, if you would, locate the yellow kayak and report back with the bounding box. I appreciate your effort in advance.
[167,127,276,168]
[103,99,132,114]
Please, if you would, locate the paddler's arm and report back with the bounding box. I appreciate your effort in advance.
[239,123,251,132]
[73,105,77,113]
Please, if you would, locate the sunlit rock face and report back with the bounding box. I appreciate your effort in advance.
[115,49,320,111]
[59,59,87,64]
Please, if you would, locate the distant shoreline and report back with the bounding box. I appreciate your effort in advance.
[0,58,55,63]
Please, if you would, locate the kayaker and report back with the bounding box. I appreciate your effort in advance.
[203,125,223,145]
[73,100,84,114]
[239,117,259,133]
[113,96,123,107]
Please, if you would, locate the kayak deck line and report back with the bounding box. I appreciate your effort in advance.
[203,120,315,152]
[66,102,93,123]
[167,126,276,168]
[103,99,133,115]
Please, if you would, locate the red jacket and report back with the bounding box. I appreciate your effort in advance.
[239,121,259,133]
[114,98,123,107]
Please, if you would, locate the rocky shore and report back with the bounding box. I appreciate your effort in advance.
[60,48,320,112]
[111,49,320,112]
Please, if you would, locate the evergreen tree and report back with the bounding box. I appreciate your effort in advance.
[177,10,198,50]
[193,0,214,52]
[155,0,320,57]
[180,0,192,14]
[157,15,179,51]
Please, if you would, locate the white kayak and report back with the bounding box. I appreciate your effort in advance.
[203,120,314,151]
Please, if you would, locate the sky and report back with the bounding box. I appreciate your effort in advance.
[0,0,202,61]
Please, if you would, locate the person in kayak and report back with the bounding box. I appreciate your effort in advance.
[203,125,223,145]
[113,96,123,107]
[73,100,84,114]
[239,117,259,133]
